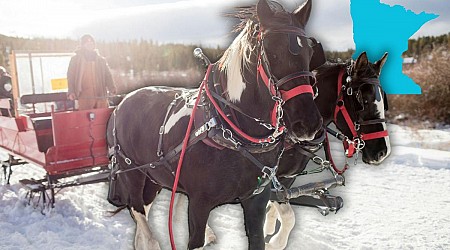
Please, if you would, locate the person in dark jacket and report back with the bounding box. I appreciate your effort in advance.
[0,66,13,116]
[67,34,116,110]
[0,66,12,99]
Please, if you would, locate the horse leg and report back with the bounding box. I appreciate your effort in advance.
[187,198,213,250]
[131,179,162,250]
[176,193,216,246]
[264,201,279,237]
[241,186,271,250]
[266,202,295,250]
[143,178,162,220]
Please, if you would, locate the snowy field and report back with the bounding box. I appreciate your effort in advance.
[1,124,449,250]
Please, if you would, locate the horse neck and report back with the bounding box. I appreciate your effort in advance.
[217,36,275,137]
[315,65,346,125]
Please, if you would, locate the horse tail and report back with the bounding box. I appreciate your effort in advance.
[107,205,128,217]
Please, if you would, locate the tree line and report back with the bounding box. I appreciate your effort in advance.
[0,34,224,77]
[1,33,448,75]
[404,33,450,57]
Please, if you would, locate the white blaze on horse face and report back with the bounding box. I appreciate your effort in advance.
[164,105,192,134]
[131,208,161,250]
[370,86,391,164]
[381,121,391,160]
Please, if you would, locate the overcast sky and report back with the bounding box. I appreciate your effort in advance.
[0,0,448,51]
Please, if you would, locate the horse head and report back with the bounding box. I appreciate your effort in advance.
[218,0,322,145]
[259,0,323,142]
[341,52,391,164]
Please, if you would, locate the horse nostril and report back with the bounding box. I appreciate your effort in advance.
[377,151,386,160]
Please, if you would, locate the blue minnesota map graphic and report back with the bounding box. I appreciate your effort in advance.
[351,0,438,94]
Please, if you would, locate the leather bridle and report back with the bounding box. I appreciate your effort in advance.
[256,26,318,131]
[334,66,389,157]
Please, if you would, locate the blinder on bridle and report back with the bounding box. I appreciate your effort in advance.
[288,35,326,71]
[259,27,318,97]
[309,37,326,70]
[351,78,388,112]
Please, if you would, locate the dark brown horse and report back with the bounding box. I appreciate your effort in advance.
[106,0,324,249]
[264,52,391,249]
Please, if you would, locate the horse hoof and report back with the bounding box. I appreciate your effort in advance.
[265,242,283,250]
[204,226,217,245]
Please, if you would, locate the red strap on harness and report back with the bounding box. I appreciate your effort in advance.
[258,54,314,127]
[204,71,275,144]
[334,68,358,137]
[343,140,356,158]
[257,56,276,96]
[361,130,389,141]
[280,85,313,103]
[335,104,358,138]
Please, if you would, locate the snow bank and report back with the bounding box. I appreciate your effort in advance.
[0,124,449,249]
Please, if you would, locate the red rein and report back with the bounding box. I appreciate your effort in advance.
[168,66,211,250]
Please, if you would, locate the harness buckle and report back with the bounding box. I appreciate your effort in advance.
[271,126,285,140]
[346,86,353,96]
[272,95,285,106]
[221,126,241,148]
[312,155,324,165]
[354,138,365,151]
[312,155,331,169]
[354,122,360,131]
[346,76,352,84]
[206,117,218,130]
[261,165,283,191]
[313,85,319,99]
[125,158,132,165]
[261,123,275,130]
[111,156,117,164]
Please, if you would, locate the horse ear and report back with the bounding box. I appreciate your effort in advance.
[354,52,369,75]
[257,0,275,28]
[374,52,388,75]
[293,0,312,27]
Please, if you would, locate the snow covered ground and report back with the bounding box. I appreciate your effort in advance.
[1,124,449,250]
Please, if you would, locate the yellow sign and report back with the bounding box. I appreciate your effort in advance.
[51,78,68,90]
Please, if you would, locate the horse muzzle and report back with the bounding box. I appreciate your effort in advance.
[362,144,391,165]
[288,117,323,143]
